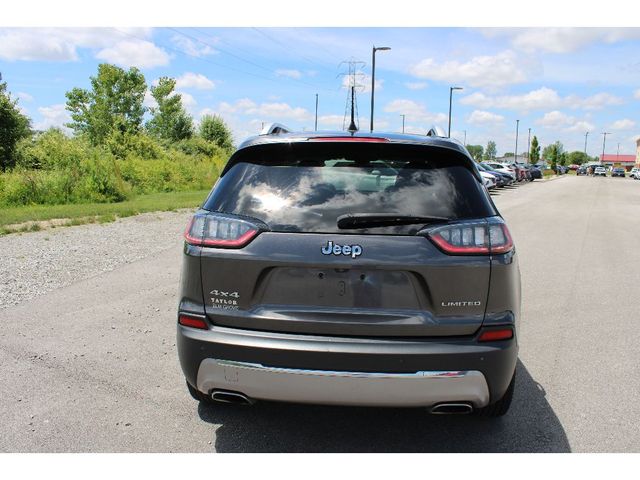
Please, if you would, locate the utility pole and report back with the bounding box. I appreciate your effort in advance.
[617,142,620,163]
[584,131,589,156]
[527,128,531,162]
[514,119,520,163]
[448,86,463,137]
[463,130,467,146]
[314,93,318,131]
[400,114,405,133]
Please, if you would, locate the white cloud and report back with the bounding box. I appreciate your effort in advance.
[383,99,447,125]
[218,98,258,115]
[405,82,428,91]
[461,87,623,112]
[177,91,197,109]
[483,28,640,54]
[275,69,302,80]
[247,102,311,121]
[171,34,216,57]
[467,110,505,125]
[610,119,636,130]
[410,50,531,88]
[0,28,152,62]
[96,40,170,69]
[215,98,311,122]
[175,72,215,90]
[16,92,34,102]
[143,91,157,109]
[461,87,563,111]
[569,92,623,110]
[34,104,71,132]
[318,114,347,129]
[635,89,640,100]
[535,110,594,133]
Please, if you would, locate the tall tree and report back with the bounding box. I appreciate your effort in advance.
[466,144,484,162]
[484,140,497,161]
[65,63,146,145]
[0,78,31,171]
[146,77,193,141]
[529,136,541,164]
[567,150,590,165]
[199,114,233,150]
[542,141,564,169]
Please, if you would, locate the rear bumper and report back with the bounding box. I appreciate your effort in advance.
[177,324,518,407]
[197,359,489,407]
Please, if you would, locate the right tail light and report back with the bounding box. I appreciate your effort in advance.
[427,221,513,256]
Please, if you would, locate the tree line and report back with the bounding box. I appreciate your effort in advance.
[0,64,236,208]
[1,64,233,172]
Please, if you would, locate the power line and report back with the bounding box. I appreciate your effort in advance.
[166,28,336,94]
[251,27,338,72]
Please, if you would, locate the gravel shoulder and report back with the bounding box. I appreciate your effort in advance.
[0,209,192,309]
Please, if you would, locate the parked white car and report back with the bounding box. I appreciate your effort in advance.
[480,171,497,190]
[594,166,607,177]
[629,167,640,180]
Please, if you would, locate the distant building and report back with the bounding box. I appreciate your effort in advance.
[600,153,636,171]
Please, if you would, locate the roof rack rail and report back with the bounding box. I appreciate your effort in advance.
[426,125,447,137]
[260,123,292,136]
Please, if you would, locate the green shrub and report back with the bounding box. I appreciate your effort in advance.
[0,127,229,208]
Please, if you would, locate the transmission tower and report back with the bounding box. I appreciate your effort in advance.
[338,58,366,132]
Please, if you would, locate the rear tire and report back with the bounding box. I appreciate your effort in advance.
[475,371,515,418]
[186,380,215,405]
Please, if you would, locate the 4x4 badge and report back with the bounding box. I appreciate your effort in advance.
[321,241,362,259]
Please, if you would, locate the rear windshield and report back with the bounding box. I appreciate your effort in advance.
[203,142,496,235]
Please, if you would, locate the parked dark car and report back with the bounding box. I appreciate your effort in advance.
[576,166,587,176]
[525,164,542,180]
[177,126,520,417]
[612,168,626,178]
[477,163,513,187]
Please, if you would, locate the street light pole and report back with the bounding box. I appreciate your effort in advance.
[601,132,610,164]
[400,114,405,133]
[370,45,391,133]
[314,93,318,131]
[514,119,520,164]
[448,86,463,138]
[617,142,620,163]
[527,128,531,162]
[463,130,467,146]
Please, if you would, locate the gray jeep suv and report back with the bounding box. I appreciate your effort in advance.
[177,127,520,417]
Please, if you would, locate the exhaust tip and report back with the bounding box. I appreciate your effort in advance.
[430,403,473,415]
[211,390,254,405]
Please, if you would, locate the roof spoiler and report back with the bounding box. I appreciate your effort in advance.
[426,125,447,137]
[260,123,291,136]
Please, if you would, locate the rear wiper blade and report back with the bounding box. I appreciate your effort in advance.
[337,213,449,230]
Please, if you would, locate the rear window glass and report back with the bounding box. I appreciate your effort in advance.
[203,142,496,234]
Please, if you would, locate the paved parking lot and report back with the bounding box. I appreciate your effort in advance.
[1,175,640,452]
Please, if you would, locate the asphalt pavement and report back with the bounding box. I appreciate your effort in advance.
[2,175,640,452]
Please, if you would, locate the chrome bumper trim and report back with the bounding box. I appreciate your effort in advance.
[196,359,490,408]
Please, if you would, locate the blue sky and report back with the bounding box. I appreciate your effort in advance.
[1,27,639,157]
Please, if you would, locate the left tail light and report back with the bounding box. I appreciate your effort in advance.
[427,220,514,255]
[184,212,263,248]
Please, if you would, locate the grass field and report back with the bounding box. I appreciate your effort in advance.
[0,189,210,235]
